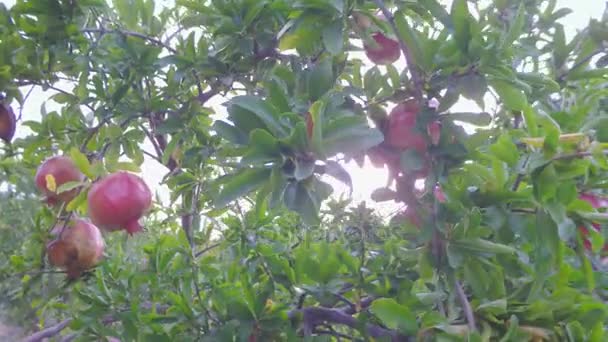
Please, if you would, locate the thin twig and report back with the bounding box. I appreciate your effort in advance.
[454,279,476,331]
[22,303,169,342]
[194,242,222,258]
[558,49,603,81]
[80,115,113,152]
[18,85,36,121]
[22,319,72,342]
[372,0,424,100]
[289,306,411,341]
[82,28,177,54]
[511,154,530,192]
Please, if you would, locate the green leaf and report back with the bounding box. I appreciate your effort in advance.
[212,120,248,145]
[66,189,88,213]
[446,112,492,126]
[56,181,85,195]
[241,129,282,165]
[553,24,568,69]
[294,157,315,181]
[283,181,320,225]
[309,100,326,157]
[307,58,334,101]
[394,12,424,68]
[456,73,487,108]
[522,105,539,136]
[268,166,286,209]
[214,168,272,208]
[323,160,352,195]
[489,134,518,167]
[502,2,526,48]
[322,20,343,55]
[420,0,453,29]
[370,298,417,334]
[69,147,93,179]
[323,117,384,157]
[111,84,130,106]
[451,0,472,53]
[266,79,291,113]
[229,96,287,137]
[451,238,517,255]
[490,79,528,111]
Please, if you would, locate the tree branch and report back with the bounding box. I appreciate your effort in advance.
[194,242,222,258]
[22,319,72,342]
[82,28,177,54]
[372,0,424,100]
[288,306,412,342]
[558,49,603,81]
[454,279,476,331]
[22,303,169,342]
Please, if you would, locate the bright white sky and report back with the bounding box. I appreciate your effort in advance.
[2,0,604,217]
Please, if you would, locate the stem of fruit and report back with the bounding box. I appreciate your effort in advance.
[372,0,424,100]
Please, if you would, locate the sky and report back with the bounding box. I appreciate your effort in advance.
[2,0,605,218]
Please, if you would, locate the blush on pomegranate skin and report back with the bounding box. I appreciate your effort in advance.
[0,103,16,143]
[363,32,401,65]
[35,156,86,205]
[305,112,314,139]
[386,101,427,153]
[46,218,104,279]
[87,171,152,235]
[579,193,608,251]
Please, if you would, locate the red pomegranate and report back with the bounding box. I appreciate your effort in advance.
[363,32,401,65]
[0,103,16,143]
[579,192,608,252]
[35,156,85,206]
[386,101,427,153]
[46,218,104,279]
[87,171,152,235]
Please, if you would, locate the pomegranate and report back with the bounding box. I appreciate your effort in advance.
[579,193,608,252]
[0,103,16,143]
[87,171,152,235]
[35,156,86,206]
[363,32,401,65]
[386,101,427,153]
[46,218,104,279]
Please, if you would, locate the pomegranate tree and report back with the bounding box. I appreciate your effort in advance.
[46,218,104,279]
[35,156,86,206]
[0,103,16,143]
[87,171,152,235]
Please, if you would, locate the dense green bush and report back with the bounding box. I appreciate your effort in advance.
[2,0,608,341]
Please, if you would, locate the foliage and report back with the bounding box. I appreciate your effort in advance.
[1,0,608,341]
